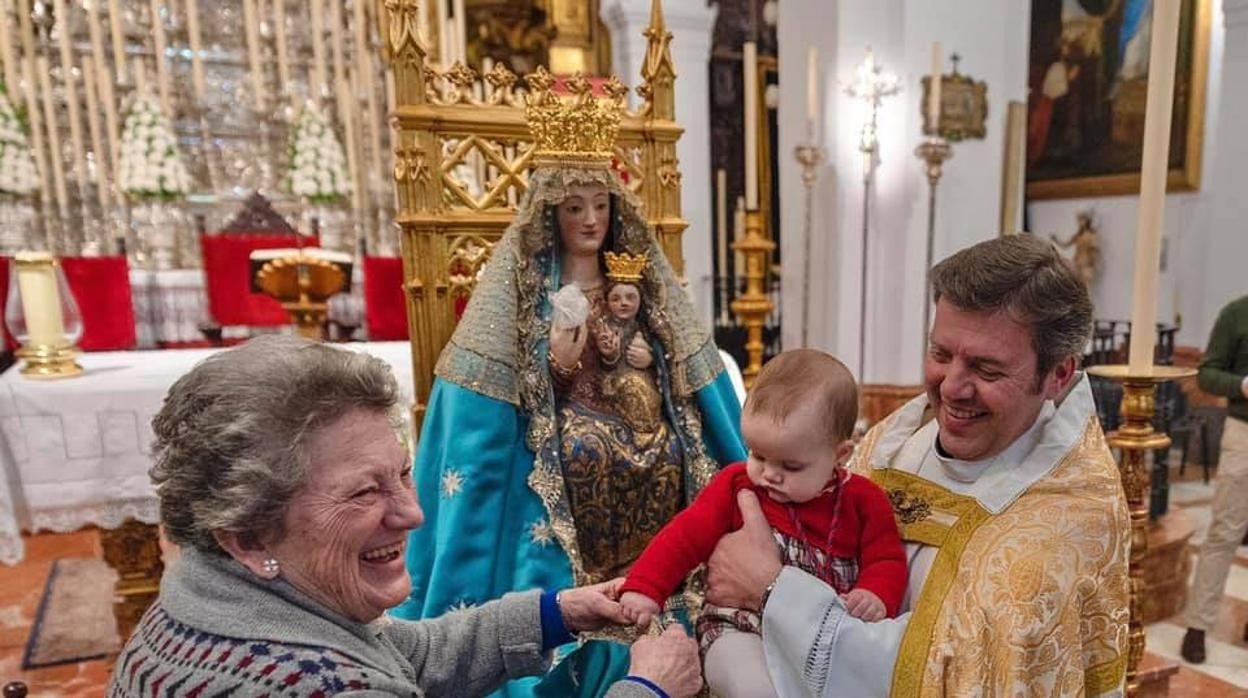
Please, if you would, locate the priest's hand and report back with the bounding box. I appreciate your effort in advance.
[706,490,782,612]
[558,577,630,632]
[842,588,886,621]
[619,591,661,627]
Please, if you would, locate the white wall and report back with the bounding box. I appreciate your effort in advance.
[777,0,1236,384]
[1028,0,1230,349]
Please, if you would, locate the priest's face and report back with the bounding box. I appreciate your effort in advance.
[556,184,611,258]
[924,300,1071,462]
[266,409,423,622]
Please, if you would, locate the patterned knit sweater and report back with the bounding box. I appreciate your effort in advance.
[107,548,654,697]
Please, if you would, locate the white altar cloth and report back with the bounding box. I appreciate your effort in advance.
[0,342,415,565]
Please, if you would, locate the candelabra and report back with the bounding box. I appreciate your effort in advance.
[915,136,952,362]
[730,210,775,388]
[844,48,899,380]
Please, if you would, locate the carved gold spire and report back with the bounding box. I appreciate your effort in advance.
[524,68,628,169]
[604,251,649,284]
[640,0,675,120]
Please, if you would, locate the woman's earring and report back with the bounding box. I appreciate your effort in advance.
[262,558,280,577]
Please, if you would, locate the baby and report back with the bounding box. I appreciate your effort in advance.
[619,349,907,698]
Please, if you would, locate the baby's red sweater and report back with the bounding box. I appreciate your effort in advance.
[620,462,908,617]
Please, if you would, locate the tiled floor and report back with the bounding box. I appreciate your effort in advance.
[2,465,1247,696]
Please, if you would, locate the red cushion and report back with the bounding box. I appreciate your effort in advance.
[60,256,137,351]
[0,256,136,352]
[363,257,409,341]
[201,234,318,327]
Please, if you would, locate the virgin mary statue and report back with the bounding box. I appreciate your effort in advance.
[392,70,746,696]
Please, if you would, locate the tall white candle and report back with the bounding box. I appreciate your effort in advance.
[1127,0,1182,374]
[453,0,467,64]
[86,0,123,208]
[273,0,290,90]
[806,46,817,132]
[743,41,758,210]
[927,42,942,132]
[0,0,18,93]
[37,54,69,215]
[132,55,147,93]
[185,0,207,99]
[716,168,727,276]
[16,256,66,347]
[435,0,449,66]
[52,0,88,198]
[149,0,172,112]
[242,0,265,110]
[733,196,746,281]
[81,58,111,210]
[16,0,50,201]
[354,0,383,182]
[309,0,328,99]
[107,0,128,83]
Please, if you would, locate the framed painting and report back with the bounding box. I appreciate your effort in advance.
[1025,0,1210,200]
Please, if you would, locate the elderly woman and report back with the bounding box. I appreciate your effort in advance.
[108,336,701,698]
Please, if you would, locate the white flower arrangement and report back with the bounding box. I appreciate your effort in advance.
[0,83,39,197]
[285,102,350,203]
[117,88,192,200]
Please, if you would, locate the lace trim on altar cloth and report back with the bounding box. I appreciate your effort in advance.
[28,498,160,534]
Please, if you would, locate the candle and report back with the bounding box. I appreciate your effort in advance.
[15,255,67,347]
[1000,101,1026,235]
[16,0,49,200]
[453,0,467,64]
[133,55,147,93]
[0,1,18,92]
[242,0,265,110]
[716,169,728,277]
[81,59,111,211]
[273,0,290,90]
[309,0,328,99]
[339,76,362,214]
[927,42,942,132]
[435,0,449,66]
[36,54,69,216]
[743,41,758,210]
[1127,0,1182,374]
[84,0,113,163]
[354,0,383,182]
[52,0,88,198]
[149,0,172,112]
[108,0,128,83]
[185,0,207,99]
[806,46,817,135]
[733,195,746,283]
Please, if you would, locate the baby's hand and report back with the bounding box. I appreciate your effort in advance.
[619,591,662,627]
[841,589,885,622]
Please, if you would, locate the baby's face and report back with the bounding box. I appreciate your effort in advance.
[741,399,850,504]
[606,283,641,321]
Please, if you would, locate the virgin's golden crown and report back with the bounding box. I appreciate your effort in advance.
[604,251,648,284]
[524,67,628,169]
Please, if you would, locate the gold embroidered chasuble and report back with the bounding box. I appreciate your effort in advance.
[854,382,1129,697]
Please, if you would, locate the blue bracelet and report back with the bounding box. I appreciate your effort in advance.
[622,675,670,698]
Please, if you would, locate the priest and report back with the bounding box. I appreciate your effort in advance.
[705,235,1129,697]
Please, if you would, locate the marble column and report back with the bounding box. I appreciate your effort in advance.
[602,0,718,324]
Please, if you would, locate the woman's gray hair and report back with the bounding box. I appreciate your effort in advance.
[150,335,403,554]
[931,234,1093,380]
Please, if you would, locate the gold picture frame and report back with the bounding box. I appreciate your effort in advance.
[922,71,989,142]
[1025,0,1210,200]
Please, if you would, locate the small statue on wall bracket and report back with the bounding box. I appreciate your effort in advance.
[1052,210,1101,287]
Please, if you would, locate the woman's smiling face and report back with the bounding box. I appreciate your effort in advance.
[266,409,423,622]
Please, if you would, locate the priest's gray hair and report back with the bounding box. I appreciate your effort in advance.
[930,234,1093,381]
[149,335,404,555]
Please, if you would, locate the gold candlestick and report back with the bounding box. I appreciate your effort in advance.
[915,136,952,363]
[1086,364,1193,696]
[730,209,774,388]
[793,143,825,348]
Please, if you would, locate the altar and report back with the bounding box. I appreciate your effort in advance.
[0,341,414,566]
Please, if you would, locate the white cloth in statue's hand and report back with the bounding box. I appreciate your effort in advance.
[551,284,590,329]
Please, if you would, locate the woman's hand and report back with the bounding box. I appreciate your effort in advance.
[706,490,782,611]
[557,578,630,632]
[549,322,588,372]
[627,625,702,698]
[618,591,661,627]
[624,335,653,369]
